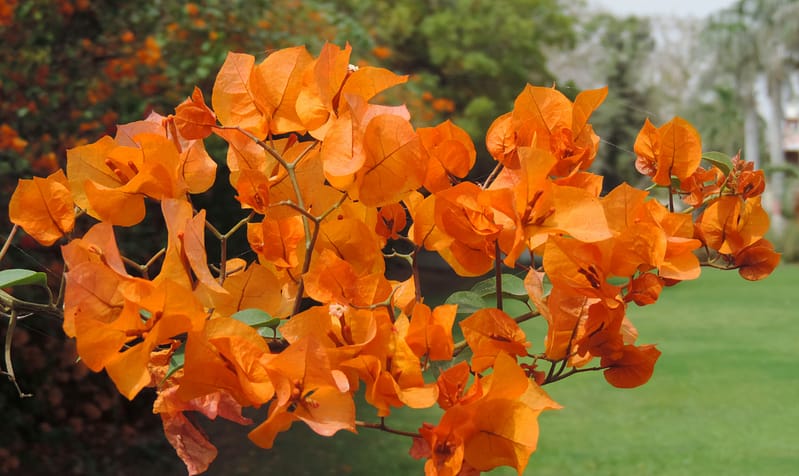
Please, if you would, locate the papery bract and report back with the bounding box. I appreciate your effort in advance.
[697,195,770,254]
[602,344,662,388]
[634,117,702,186]
[734,238,781,281]
[253,45,314,134]
[9,169,74,246]
[248,337,355,448]
[212,51,269,136]
[104,279,207,399]
[67,133,192,226]
[179,317,275,406]
[419,120,476,193]
[174,86,217,140]
[406,303,457,361]
[460,309,529,372]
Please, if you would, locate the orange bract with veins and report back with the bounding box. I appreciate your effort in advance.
[460,308,530,372]
[486,85,606,176]
[174,86,217,140]
[249,337,355,448]
[634,117,702,186]
[9,169,74,246]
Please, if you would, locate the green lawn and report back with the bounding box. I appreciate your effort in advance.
[206,264,799,475]
[525,264,799,476]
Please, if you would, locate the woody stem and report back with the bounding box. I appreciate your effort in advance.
[356,418,420,438]
[482,163,504,190]
[217,211,255,285]
[2,307,32,398]
[668,185,675,213]
[0,224,18,264]
[542,365,607,385]
[412,247,422,303]
[494,240,503,311]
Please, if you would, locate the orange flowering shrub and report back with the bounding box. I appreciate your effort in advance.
[2,43,780,475]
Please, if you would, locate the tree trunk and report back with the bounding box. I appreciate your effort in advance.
[743,88,760,170]
[766,74,786,235]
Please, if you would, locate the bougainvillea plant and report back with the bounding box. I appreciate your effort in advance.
[1,43,780,475]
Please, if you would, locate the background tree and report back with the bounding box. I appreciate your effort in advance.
[335,0,576,163]
[0,2,371,473]
[551,12,657,191]
[701,0,799,233]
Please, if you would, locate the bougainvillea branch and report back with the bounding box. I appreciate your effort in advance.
[1,42,780,476]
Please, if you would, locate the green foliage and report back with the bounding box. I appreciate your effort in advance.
[701,151,735,176]
[0,0,374,265]
[231,308,281,337]
[579,14,657,191]
[0,3,370,472]
[336,0,576,145]
[0,269,48,289]
[445,290,487,314]
[682,86,750,155]
[0,0,371,192]
[470,273,528,300]
[164,341,186,382]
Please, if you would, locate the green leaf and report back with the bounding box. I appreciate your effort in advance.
[470,274,527,299]
[702,151,733,176]
[445,291,487,314]
[231,308,281,329]
[163,341,186,382]
[0,269,48,288]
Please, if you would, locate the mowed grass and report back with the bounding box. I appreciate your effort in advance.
[206,264,799,476]
[524,264,799,476]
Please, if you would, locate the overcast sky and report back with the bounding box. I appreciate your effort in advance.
[589,0,738,18]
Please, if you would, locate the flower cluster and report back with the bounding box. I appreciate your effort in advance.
[7,43,778,475]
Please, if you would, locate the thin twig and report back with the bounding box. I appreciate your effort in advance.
[121,248,165,280]
[701,261,736,271]
[227,127,321,317]
[144,248,167,270]
[217,211,255,285]
[494,240,503,311]
[542,365,606,385]
[452,339,469,357]
[220,126,293,169]
[0,224,19,263]
[356,418,420,438]
[668,185,675,213]
[269,200,318,222]
[513,311,541,324]
[287,191,346,317]
[56,272,67,308]
[481,163,504,190]
[2,308,33,398]
[205,220,223,240]
[0,290,63,321]
[411,247,422,303]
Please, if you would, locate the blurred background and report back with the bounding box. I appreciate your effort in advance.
[1,1,798,474]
